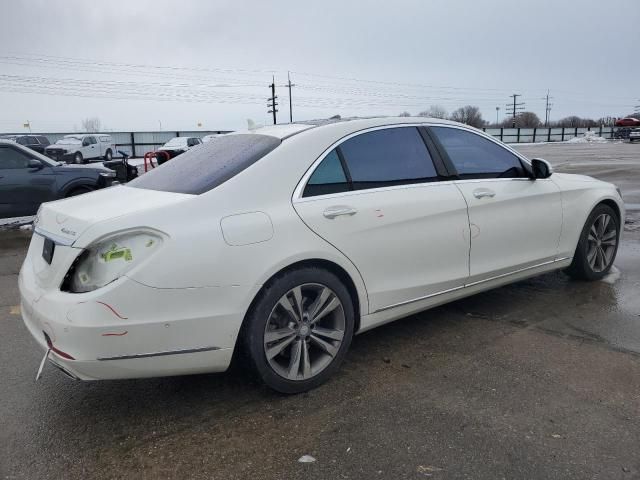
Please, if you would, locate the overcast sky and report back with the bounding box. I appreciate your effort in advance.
[0,0,638,132]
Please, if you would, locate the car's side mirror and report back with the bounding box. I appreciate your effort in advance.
[531,158,552,179]
[28,159,43,170]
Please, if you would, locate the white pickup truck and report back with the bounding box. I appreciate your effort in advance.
[45,134,115,164]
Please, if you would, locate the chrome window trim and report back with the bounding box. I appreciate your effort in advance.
[292,123,440,202]
[292,122,534,203]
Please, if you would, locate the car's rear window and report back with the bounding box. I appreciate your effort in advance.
[129,134,281,194]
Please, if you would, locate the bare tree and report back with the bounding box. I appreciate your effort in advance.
[81,117,102,133]
[449,105,485,128]
[552,116,598,128]
[500,111,541,128]
[418,105,448,119]
[398,111,411,117]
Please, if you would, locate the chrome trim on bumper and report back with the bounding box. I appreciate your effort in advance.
[97,345,220,361]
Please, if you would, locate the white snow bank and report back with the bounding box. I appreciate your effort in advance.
[567,131,609,144]
[600,266,621,285]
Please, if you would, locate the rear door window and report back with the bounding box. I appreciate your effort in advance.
[129,134,281,194]
[430,126,527,179]
[302,126,439,197]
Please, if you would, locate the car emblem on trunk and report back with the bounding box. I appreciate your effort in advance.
[61,228,76,236]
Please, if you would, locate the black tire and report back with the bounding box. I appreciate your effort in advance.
[565,203,620,281]
[65,186,93,198]
[74,152,83,164]
[104,149,113,161]
[241,267,355,394]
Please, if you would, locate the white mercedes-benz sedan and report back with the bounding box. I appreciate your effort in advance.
[19,117,624,393]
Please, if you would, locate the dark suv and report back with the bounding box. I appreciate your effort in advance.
[0,140,116,218]
[0,135,51,154]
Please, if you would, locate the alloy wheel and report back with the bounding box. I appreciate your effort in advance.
[264,283,345,381]
[587,213,617,273]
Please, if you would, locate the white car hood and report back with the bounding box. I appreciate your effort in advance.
[35,185,192,245]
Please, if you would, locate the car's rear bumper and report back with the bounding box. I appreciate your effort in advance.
[18,241,253,380]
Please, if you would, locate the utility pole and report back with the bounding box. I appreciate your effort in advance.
[287,71,295,123]
[543,90,553,127]
[506,94,525,128]
[267,76,278,125]
[495,106,500,125]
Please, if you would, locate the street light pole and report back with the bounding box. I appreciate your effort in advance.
[495,107,500,125]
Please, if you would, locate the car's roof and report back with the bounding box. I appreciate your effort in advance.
[247,116,462,140]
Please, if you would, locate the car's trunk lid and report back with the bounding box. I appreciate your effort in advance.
[35,185,191,246]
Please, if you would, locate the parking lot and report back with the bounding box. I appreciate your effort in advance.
[1,142,639,479]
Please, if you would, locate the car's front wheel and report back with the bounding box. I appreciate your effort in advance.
[566,203,620,281]
[74,152,83,164]
[242,267,355,393]
[104,149,113,161]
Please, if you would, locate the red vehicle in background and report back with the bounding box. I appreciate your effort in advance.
[615,117,640,127]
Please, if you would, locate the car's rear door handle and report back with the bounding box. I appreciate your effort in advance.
[323,205,358,219]
[473,188,496,199]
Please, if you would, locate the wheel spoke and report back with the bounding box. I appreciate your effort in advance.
[587,245,597,268]
[302,340,311,378]
[287,339,303,379]
[602,230,617,242]
[264,327,295,344]
[312,326,344,341]
[600,215,610,235]
[278,296,300,323]
[587,233,598,244]
[308,287,331,319]
[291,286,304,320]
[310,295,341,325]
[596,246,606,271]
[309,334,338,357]
[590,224,598,240]
[266,334,296,360]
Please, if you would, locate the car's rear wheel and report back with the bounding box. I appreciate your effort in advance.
[74,152,83,164]
[566,204,620,281]
[242,267,354,393]
[104,149,112,161]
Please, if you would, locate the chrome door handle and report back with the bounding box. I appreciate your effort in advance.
[323,205,358,219]
[473,189,496,199]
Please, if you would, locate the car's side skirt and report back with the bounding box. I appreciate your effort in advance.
[358,257,572,333]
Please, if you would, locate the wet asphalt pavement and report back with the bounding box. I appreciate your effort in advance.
[1,142,640,479]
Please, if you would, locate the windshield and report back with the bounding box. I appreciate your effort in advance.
[129,134,281,194]
[163,137,188,147]
[55,137,82,145]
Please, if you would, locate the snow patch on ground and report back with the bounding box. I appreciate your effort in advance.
[0,216,34,229]
[601,266,621,284]
[567,131,609,144]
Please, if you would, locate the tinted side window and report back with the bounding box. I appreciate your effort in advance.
[0,146,32,169]
[16,137,29,145]
[303,149,349,197]
[431,127,526,179]
[38,136,50,145]
[340,127,438,190]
